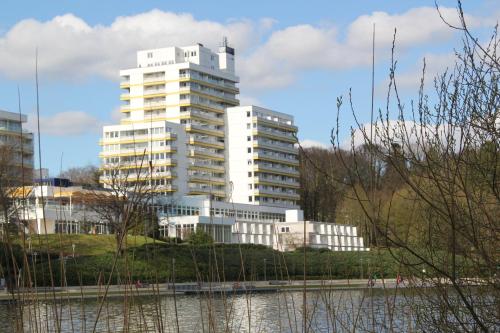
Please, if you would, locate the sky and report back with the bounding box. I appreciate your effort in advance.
[0,0,498,175]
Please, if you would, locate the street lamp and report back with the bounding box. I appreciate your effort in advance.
[263,259,267,281]
[72,244,76,258]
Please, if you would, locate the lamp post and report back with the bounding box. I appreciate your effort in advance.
[263,258,267,281]
[72,243,76,258]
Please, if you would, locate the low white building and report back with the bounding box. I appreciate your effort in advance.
[12,182,109,235]
[158,196,367,252]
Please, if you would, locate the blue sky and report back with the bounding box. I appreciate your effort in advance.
[0,0,498,174]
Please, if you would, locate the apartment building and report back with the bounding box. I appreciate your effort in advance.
[98,43,369,252]
[0,109,34,182]
[225,106,300,207]
[101,42,240,199]
[100,121,189,195]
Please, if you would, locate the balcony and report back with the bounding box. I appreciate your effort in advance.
[188,161,225,172]
[180,110,224,125]
[143,75,166,85]
[179,84,239,105]
[124,170,177,180]
[120,105,131,113]
[252,127,297,143]
[252,140,297,154]
[120,81,130,88]
[179,72,239,94]
[253,164,299,177]
[100,146,176,158]
[100,132,176,145]
[189,173,225,185]
[143,89,167,98]
[180,96,226,113]
[254,176,300,188]
[185,124,224,138]
[101,158,177,169]
[253,116,297,131]
[187,185,225,197]
[120,93,130,101]
[253,152,299,166]
[189,147,224,161]
[254,188,300,200]
[188,136,225,149]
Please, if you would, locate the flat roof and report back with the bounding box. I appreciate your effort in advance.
[0,109,27,122]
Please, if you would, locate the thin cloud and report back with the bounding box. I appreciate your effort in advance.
[300,139,330,149]
[25,111,101,136]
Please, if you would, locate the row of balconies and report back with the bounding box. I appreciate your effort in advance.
[180,109,224,125]
[185,123,224,137]
[253,126,296,143]
[188,147,224,160]
[253,151,299,166]
[179,84,238,104]
[180,95,226,112]
[101,158,178,171]
[252,139,297,154]
[187,183,225,197]
[253,176,300,188]
[188,160,225,171]
[100,133,176,145]
[253,116,297,131]
[253,188,300,199]
[253,163,299,176]
[179,71,237,90]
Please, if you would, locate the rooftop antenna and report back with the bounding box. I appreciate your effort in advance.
[222,36,228,47]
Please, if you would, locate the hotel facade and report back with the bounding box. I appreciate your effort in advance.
[97,42,367,251]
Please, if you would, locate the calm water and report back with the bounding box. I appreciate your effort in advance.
[0,289,420,332]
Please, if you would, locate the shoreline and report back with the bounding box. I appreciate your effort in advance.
[0,278,406,303]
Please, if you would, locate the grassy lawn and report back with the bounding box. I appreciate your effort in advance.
[17,234,165,256]
[4,235,404,286]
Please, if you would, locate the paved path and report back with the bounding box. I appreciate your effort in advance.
[0,278,405,302]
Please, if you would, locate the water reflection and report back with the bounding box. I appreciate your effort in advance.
[0,290,415,332]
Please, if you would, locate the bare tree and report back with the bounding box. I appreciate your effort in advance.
[331,4,499,331]
[89,150,156,256]
[58,165,100,186]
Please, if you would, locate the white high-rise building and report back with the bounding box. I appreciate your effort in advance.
[225,106,300,207]
[98,43,369,252]
[100,43,239,199]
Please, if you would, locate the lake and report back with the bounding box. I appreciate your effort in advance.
[0,288,421,332]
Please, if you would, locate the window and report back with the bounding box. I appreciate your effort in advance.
[248,172,252,177]
[248,196,253,202]
[248,184,253,189]
[247,123,251,129]
[246,111,251,117]
[147,52,153,58]
[247,136,251,141]
[247,147,251,153]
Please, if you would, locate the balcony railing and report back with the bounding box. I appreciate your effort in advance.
[253,164,299,176]
[253,152,299,165]
[254,176,300,188]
